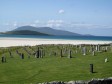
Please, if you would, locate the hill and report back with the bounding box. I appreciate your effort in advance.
[3,30,49,35]
[13,26,82,36]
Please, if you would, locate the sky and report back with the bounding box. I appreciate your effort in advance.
[0,0,112,36]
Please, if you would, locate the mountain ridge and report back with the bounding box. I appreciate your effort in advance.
[12,26,82,36]
[3,30,50,35]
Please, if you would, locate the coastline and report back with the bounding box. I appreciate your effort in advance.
[0,37,112,47]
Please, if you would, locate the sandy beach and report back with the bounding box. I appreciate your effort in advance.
[0,37,112,47]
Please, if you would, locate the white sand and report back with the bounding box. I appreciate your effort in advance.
[0,37,112,47]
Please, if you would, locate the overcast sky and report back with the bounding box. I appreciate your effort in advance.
[0,0,112,36]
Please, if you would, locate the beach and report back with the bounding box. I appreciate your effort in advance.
[0,37,112,47]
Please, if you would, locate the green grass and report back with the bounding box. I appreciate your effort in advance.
[0,44,112,84]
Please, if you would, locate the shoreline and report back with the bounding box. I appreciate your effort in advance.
[0,37,112,47]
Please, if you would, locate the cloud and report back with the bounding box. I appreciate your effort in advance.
[58,9,65,14]
[4,23,10,26]
[13,23,17,27]
[3,20,112,32]
[46,20,64,27]
[34,20,39,23]
[3,22,18,27]
[46,20,112,30]
[13,22,18,27]
[48,20,63,23]
[30,24,37,27]
[70,23,112,29]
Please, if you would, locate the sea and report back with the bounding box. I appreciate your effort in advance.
[0,34,112,41]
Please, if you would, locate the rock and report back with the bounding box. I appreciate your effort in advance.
[38,77,112,84]
[67,81,76,84]
[75,80,85,84]
[105,58,108,62]
[49,81,63,84]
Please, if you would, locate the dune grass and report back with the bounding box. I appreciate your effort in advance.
[0,44,112,84]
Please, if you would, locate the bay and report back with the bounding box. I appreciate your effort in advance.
[0,34,112,41]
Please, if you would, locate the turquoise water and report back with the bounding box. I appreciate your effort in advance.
[0,34,112,41]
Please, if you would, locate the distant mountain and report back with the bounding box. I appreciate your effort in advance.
[13,26,82,36]
[0,32,4,34]
[83,34,94,36]
[3,30,49,35]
